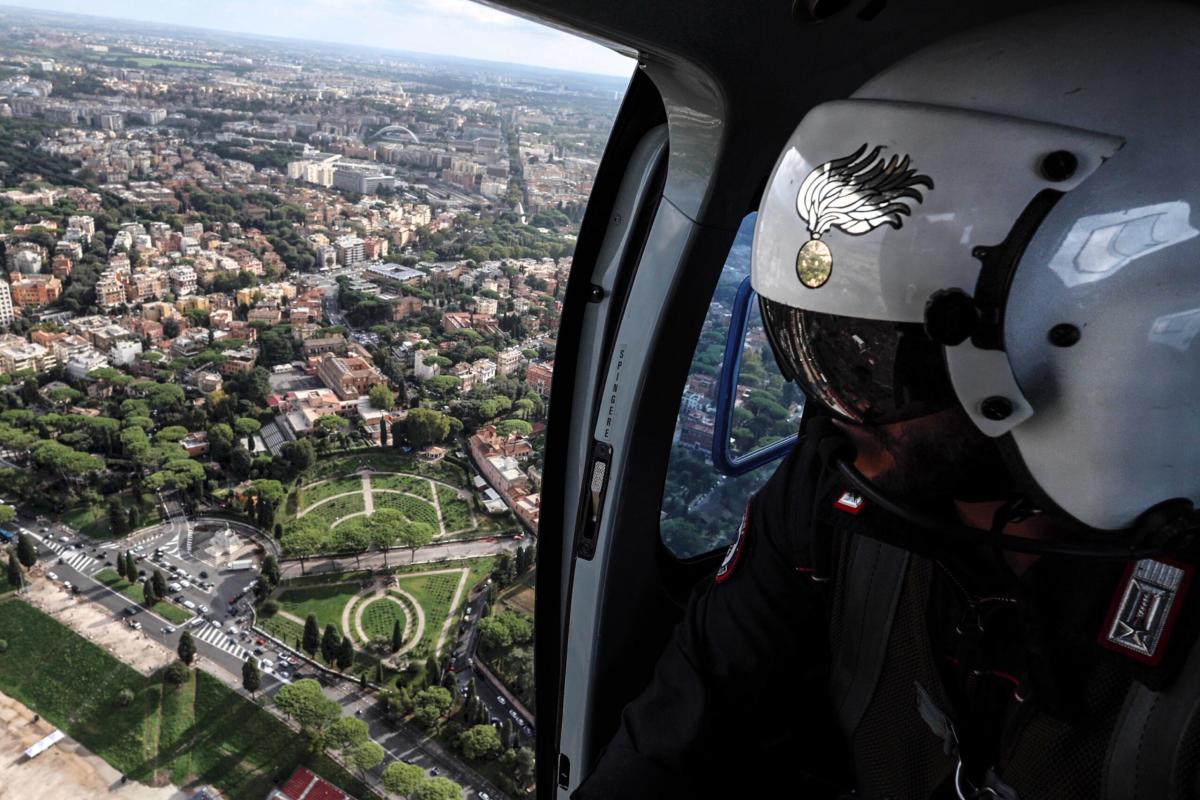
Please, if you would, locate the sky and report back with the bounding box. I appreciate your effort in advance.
[8,0,636,78]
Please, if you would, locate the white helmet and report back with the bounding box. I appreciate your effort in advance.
[752,3,1200,532]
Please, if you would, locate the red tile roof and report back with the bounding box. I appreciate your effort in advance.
[275,766,354,800]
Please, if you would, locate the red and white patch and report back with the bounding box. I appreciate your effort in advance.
[1099,557,1195,666]
[834,491,866,515]
[715,502,752,584]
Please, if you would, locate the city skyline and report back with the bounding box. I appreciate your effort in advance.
[3,0,636,78]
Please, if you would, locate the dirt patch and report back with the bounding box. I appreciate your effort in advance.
[503,587,535,615]
[23,578,175,677]
[0,690,184,800]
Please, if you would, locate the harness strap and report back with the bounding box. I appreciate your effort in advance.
[1103,634,1200,800]
[830,533,910,737]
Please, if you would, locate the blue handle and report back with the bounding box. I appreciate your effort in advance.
[711,277,798,476]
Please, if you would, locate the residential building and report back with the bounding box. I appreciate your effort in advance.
[496,346,522,376]
[472,358,497,384]
[8,274,61,307]
[196,371,224,395]
[65,350,109,381]
[316,353,385,401]
[169,265,197,296]
[301,335,346,358]
[171,329,210,357]
[474,295,498,316]
[247,307,282,324]
[96,275,126,309]
[180,431,209,457]
[50,254,73,278]
[266,767,354,800]
[109,339,143,367]
[391,295,423,320]
[525,360,554,398]
[0,335,56,374]
[679,409,716,450]
[333,235,364,267]
[449,362,477,393]
[0,282,12,328]
[219,346,259,376]
[413,349,440,381]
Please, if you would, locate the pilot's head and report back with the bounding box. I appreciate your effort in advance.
[753,3,1200,532]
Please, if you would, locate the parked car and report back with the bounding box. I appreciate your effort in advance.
[183,600,197,610]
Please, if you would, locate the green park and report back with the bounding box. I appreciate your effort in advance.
[277,452,514,564]
[257,556,495,685]
[0,598,380,800]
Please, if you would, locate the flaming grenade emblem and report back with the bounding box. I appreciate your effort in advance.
[795,144,933,288]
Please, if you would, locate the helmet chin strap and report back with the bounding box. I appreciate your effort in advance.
[809,416,1200,561]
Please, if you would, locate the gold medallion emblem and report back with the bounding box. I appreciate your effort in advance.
[796,239,833,289]
[795,144,933,289]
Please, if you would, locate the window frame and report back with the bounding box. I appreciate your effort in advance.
[710,275,800,476]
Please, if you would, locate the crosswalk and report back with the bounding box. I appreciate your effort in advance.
[32,534,99,574]
[191,622,251,661]
[60,550,98,572]
[100,529,177,551]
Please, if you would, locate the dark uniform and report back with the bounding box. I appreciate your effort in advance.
[574,433,1200,800]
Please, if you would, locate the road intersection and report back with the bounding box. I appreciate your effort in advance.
[14,506,518,799]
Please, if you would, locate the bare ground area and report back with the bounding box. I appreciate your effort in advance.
[0,691,185,800]
[23,577,175,676]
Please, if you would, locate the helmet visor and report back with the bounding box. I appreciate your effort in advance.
[760,298,957,424]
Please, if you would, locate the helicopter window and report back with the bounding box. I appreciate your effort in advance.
[659,212,804,559]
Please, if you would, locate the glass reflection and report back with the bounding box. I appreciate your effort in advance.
[1048,201,1197,287]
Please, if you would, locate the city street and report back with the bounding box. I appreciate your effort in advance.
[16,508,514,799]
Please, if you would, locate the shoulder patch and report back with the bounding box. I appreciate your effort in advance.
[715,501,752,584]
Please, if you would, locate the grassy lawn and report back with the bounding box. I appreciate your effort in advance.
[395,572,462,654]
[370,472,433,499]
[299,477,365,510]
[257,611,305,648]
[436,484,475,533]
[157,667,197,784]
[359,595,407,642]
[0,597,159,779]
[95,568,192,624]
[0,599,381,799]
[300,494,364,529]
[372,491,439,528]
[279,569,372,589]
[61,492,160,540]
[306,450,466,486]
[276,582,362,635]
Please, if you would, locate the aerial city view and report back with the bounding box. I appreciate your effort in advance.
[0,4,628,799]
